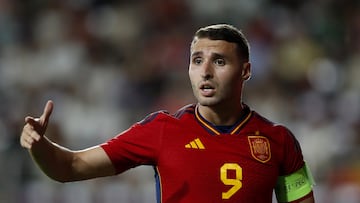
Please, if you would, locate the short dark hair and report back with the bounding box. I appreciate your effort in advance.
[192,24,250,61]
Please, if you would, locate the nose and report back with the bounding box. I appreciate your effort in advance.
[201,61,213,80]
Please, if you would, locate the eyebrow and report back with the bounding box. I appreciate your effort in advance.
[191,51,226,59]
[212,53,226,59]
[191,51,202,58]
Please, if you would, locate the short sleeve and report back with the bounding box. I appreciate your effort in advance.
[100,112,166,174]
[279,126,305,175]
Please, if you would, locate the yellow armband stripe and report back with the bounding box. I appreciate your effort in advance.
[275,163,315,202]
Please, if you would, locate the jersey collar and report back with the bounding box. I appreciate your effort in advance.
[194,104,252,136]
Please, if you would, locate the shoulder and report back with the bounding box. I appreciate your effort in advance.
[248,109,297,141]
[137,110,170,125]
[173,103,196,118]
[251,110,303,153]
[138,104,196,125]
[250,110,288,130]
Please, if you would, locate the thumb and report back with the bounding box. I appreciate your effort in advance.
[25,100,54,136]
[39,100,54,127]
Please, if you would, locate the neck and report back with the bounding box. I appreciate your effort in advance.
[197,103,244,126]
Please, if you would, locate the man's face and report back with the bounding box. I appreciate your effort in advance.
[189,38,250,107]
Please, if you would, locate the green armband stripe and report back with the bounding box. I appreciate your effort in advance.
[275,163,315,202]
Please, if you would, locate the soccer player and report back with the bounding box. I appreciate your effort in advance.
[20,24,315,202]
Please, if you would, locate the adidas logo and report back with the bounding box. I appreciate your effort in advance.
[185,138,205,149]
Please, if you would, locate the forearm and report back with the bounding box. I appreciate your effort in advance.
[298,198,314,203]
[29,136,76,182]
[287,191,314,203]
[295,194,314,203]
[22,101,115,182]
[29,136,116,182]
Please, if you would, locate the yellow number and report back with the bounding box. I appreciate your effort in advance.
[220,163,242,199]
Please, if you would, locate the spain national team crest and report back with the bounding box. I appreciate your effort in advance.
[248,135,271,163]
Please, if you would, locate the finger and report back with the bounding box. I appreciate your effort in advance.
[26,124,41,141]
[22,135,37,149]
[20,130,34,149]
[21,135,33,148]
[20,138,31,149]
[25,116,38,126]
[21,129,42,149]
[40,100,53,126]
[30,129,41,141]
[22,124,33,137]
[21,124,41,144]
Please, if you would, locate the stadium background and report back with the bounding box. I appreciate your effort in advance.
[0,0,359,202]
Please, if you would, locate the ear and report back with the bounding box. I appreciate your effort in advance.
[241,62,251,81]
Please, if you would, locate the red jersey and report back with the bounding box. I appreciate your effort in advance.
[101,104,305,203]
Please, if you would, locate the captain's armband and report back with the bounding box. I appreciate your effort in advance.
[275,163,315,202]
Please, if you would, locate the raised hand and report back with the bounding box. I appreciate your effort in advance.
[20,100,54,149]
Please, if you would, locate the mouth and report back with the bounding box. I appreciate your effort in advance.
[199,83,216,96]
[200,84,214,91]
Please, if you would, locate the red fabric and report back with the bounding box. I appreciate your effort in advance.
[101,104,305,203]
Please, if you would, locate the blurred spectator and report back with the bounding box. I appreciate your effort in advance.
[0,0,359,202]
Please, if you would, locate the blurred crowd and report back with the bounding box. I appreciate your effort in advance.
[0,0,359,202]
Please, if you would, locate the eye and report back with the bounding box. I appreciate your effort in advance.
[192,57,203,65]
[214,58,226,66]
